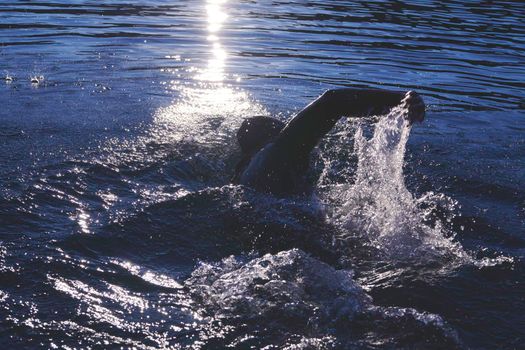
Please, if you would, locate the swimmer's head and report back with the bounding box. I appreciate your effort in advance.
[237,116,285,155]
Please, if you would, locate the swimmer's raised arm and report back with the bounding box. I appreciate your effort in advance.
[274,88,425,156]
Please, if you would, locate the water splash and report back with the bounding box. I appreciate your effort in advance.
[186,249,461,349]
[30,75,45,85]
[326,106,469,261]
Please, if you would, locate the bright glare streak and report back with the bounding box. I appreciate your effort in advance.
[76,209,91,234]
[111,259,183,289]
[206,0,228,33]
[197,0,229,82]
[199,42,227,82]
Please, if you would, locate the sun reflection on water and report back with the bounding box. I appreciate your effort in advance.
[206,0,228,33]
[197,0,229,82]
[154,0,265,145]
[74,209,91,234]
[93,0,266,192]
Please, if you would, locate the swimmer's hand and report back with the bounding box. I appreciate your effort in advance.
[400,91,425,125]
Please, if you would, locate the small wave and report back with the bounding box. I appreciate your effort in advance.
[110,258,183,290]
[186,249,461,349]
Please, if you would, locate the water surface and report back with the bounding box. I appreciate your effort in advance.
[1,0,524,348]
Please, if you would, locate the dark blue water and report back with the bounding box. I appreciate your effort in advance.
[1,1,524,348]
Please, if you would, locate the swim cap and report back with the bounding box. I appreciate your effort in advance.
[237,116,285,155]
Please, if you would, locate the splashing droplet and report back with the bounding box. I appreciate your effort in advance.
[327,106,468,261]
[30,75,45,85]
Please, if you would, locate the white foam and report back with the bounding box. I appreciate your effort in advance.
[186,249,460,348]
[187,249,370,320]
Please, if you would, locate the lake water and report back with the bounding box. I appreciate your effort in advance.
[1,0,524,348]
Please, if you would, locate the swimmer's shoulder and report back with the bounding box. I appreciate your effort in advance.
[239,142,310,195]
[239,143,277,186]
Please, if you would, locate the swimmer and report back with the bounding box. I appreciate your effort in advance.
[233,88,425,196]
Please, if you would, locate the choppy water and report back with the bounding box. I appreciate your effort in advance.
[1,0,524,349]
